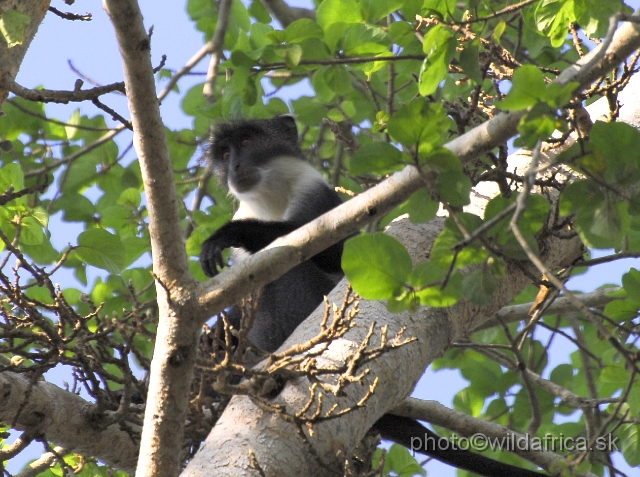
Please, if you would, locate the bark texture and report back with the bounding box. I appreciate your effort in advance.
[0,372,139,473]
[0,0,50,107]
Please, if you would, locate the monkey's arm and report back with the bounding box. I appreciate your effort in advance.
[200,219,344,277]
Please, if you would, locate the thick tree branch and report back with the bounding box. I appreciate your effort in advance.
[185,215,584,476]
[0,0,50,108]
[0,372,139,474]
[2,7,636,475]
[186,18,640,473]
[196,12,640,326]
[392,398,599,477]
[103,1,203,476]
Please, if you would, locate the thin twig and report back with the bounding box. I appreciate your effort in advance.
[203,0,233,103]
[48,7,92,21]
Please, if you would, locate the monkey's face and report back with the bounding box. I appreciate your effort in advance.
[209,117,303,197]
[221,139,264,195]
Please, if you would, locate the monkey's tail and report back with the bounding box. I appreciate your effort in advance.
[373,414,548,477]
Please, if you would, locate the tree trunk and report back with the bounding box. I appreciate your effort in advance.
[0,0,50,107]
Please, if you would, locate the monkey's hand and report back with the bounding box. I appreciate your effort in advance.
[200,235,229,277]
[199,219,299,277]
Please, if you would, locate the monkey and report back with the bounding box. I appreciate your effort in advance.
[200,115,344,352]
[199,115,547,477]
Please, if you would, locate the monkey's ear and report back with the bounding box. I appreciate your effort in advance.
[274,114,298,141]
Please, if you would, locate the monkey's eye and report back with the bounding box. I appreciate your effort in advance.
[240,138,252,148]
[222,150,230,161]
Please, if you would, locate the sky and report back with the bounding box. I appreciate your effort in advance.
[4,0,640,475]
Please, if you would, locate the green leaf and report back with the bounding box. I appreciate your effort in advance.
[291,96,327,125]
[182,82,209,117]
[576,0,623,38]
[534,0,575,48]
[600,365,628,384]
[541,81,579,109]
[349,142,404,175]
[462,265,497,306]
[65,110,82,140]
[620,424,640,467]
[497,65,546,111]
[322,65,351,95]
[459,40,482,84]
[604,298,639,322]
[21,235,59,265]
[386,292,420,313]
[387,100,452,151]
[550,364,574,387]
[388,21,416,47]
[419,24,454,96]
[585,199,629,249]
[284,18,324,43]
[423,0,456,17]
[486,194,549,237]
[409,261,446,288]
[0,163,25,201]
[589,121,640,186]
[311,65,351,103]
[76,229,126,273]
[225,0,251,48]
[493,20,507,44]
[284,43,302,67]
[409,262,463,307]
[316,0,363,31]
[414,270,463,307]
[360,0,404,22]
[436,170,472,207]
[382,444,426,477]
[559,180,602,216]
[0,9,30,47]
[121,236,150,268]
[19,216,44,246]
[423,147,462,172]
[342,23,389,56]
[187,0,215,21]
[299,37,332,63]
[52,193,96,222]
[622,269,640,305]
[403,188,438,223]
[248,0,271,23]
[242,76,258,105]
[516,107,562,148]
[430,214,488,269]
[342,233,411,300]
[454,387,485,416]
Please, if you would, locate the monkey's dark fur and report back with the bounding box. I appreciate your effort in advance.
[200,116,344,351]
[200,116,546,477]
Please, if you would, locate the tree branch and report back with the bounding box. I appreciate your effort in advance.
[260,0,315,27]
[475,287,622,331]
[103,1,204,477]
[392,398,599,477]
[196,12,640,327]
[202,0,232,103]
[0,372,139,474]
[6,79,126,103]
[186,18,640,473]
[0,0,51,108]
